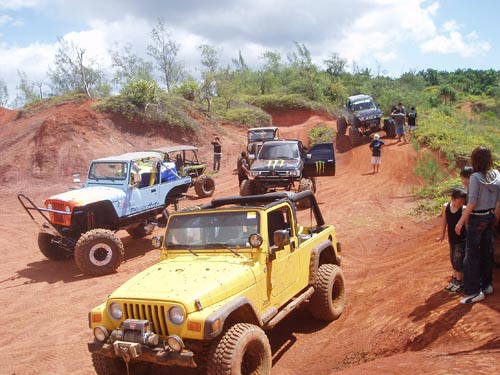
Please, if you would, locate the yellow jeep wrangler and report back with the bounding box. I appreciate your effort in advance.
[87,191,345,374]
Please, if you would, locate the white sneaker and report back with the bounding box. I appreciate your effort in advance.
[460,291,485,304]
[482,285,493,295]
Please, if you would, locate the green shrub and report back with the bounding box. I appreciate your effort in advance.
[308,124,334,146]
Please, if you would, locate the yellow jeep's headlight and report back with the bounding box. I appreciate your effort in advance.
[249,233,263,248]
[65,205,71,213]
[109,302,123,320]
[47,203,53,210]
[167,306,185,325]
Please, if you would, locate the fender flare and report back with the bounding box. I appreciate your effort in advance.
[308,239,338,285]
[203,296,263,340]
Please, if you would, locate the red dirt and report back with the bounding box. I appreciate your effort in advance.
[0,101,498,375]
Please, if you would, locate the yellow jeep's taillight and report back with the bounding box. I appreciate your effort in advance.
[46,201,72,226]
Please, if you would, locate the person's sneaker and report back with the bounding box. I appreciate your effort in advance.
[449,283,463,293]
[444,278,457,291]
[460,291,485,304]
[482,285,494,295]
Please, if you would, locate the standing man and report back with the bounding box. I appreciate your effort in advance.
[237,151,250,186]
[369,134,385,173]
[211,135,222,172]
[406,106,418,141]
[391,107,406,143]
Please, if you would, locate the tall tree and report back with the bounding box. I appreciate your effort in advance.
[258,50,283,95]
[147,18,185,92]
[198,44,221,112]
[13,71,43,107]
[324,53,347,78]
[48,37,107,99]
[110,43,154,87]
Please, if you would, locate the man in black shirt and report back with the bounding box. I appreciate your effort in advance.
[211,135,222,172]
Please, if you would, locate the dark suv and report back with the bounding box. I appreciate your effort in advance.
[337,94,383,146]
[241,140,335,196]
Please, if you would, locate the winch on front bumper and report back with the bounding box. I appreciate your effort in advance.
[88,319,196,368]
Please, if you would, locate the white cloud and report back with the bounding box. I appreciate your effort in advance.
[0,15,13,24]
[0,0,41,10]
[420,29,490,58]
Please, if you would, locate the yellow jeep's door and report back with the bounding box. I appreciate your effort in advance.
[303,142,336,177]
[266,206,299,300]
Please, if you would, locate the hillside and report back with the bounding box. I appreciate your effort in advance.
[0,100,498,375]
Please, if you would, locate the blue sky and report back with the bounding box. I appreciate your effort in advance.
[0,0,499,106]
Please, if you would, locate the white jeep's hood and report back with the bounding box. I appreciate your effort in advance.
[46,186,125,205]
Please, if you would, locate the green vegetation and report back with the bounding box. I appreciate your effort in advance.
[308,124,335,146]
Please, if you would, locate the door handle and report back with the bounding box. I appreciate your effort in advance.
[151,189,156,193]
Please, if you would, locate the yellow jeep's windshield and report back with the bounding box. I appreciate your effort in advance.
[165,211,260,249]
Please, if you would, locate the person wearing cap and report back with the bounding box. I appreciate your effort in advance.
[369,133,385,173]
[211,135,222,172]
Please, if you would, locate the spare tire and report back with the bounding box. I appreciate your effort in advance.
[194,175,215,197]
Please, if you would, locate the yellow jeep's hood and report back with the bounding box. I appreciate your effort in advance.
[45,186,125,205]
[110,256,257,313]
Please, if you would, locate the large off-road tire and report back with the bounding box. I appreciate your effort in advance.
[337,116,347,135]
[348,127,362,147]
[91,353,125,375]
[309,264,346,321]
[37,232,73,260]
[207,323,272,375]
[240,179,254,196]
[126,222,154,238]
[74,229,124,276]
[195,175,215,197]
[383,118,396,138]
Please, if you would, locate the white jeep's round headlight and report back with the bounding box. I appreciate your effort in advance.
[65,205,71,213]
[167,306,185,325]
[109,302,123,320]
[47,203,53,210]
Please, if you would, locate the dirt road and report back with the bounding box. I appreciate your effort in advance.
[0,112,498,375]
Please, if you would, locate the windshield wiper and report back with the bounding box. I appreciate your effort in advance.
[167,243,198,256]
[206,243,241,257]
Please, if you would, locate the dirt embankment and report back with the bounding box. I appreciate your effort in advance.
[0,101,498,375]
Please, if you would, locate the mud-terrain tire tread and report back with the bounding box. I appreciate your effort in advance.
[309,264,346,321]
[38,232,73,260]
[195,175,215,197]
[207,322,271,375]
[74,229,124,276]
[349,127,362,147]
[240,179,254,196]
[337,116,347,135]
[91,353,125,375]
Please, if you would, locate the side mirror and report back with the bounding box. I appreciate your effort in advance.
[273,229,290,249]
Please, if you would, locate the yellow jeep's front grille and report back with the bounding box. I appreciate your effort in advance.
[48,202,71,226]
[123,303,169,336]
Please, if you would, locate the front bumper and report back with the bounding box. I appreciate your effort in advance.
[88,340,196,368]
